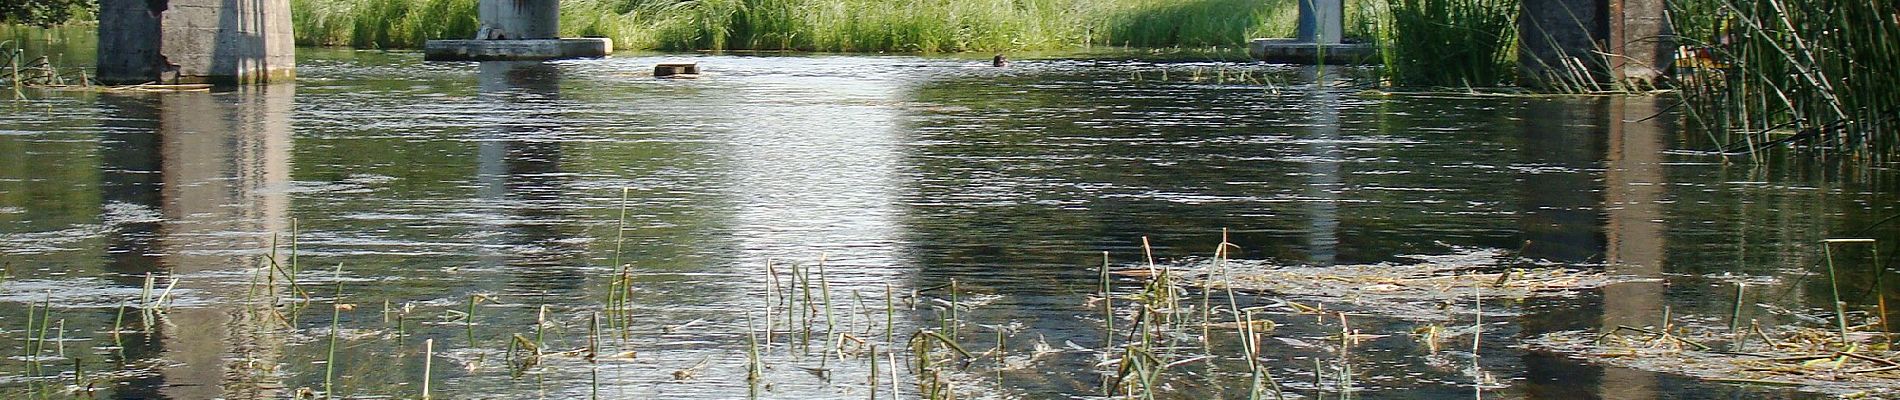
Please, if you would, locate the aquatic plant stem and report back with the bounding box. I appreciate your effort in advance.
[886,283,895,346]
[868,344,878,400]
[1730,283,1748,351]
[467,294,480,346]
[1824,242,1849,340]
[423,338,434,400]
[326,263,344,399]
[609,187,629,333]
[888,349,901,399]
[948,278,958,340]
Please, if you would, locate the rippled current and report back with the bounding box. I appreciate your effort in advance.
[2,46,1897,399]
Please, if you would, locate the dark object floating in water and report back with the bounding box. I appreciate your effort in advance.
[655,62,700,79]
[993,54,1008,67]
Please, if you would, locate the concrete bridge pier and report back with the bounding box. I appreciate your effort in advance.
[96,0,296,85]
[1519,0,1673,89]
[424,0,611,61]
[1248,0,1377,65]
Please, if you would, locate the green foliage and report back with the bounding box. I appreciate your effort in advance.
[1377,0,1517,87]
[294,0,1311,52]
[291,0,478,48]
[1098,0,1293,48]
[1671,0,1900,158]
[0,0,93,28]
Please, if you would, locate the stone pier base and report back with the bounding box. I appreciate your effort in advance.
[423,38,613,61]
[1248,39,1378,65]
[97,0,295,85]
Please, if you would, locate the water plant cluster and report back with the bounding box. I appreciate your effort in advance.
[291,0,1304,52]
[1669,0,1900,160]
[1,39,90,97]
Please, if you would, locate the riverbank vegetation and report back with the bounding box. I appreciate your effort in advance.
[291,0,1308,52]
[1375,0,1517,87]
[0,0,91,28]
[1669,0,1899,159]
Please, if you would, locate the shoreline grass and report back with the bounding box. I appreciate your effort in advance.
[289,0,1304,52]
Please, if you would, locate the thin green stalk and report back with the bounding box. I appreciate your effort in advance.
[948,278,958,339]
[885,283,895,346]
[1824,242,1849,340]
[22,301,34,362]
[1101,251,1113,351]
[1729,283,1747,351]
[326,264,344,399]
[467,294,480,346]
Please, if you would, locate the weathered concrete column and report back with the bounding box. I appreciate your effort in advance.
[1250,0,1374,64]
[479,0,560,39]
[1518,0,1606,88]
[425,0,611,61]
[96,0,295,85]
[1295,0,1344,44]
[1519,0,1671,89]
[1607,0,1672,88]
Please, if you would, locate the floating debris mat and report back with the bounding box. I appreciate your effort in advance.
[1525,326,1900,397]
[1167,247,1632,321]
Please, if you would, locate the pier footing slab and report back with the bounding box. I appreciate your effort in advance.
[423,38,612,61]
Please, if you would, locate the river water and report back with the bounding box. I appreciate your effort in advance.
[2,40,1897,399]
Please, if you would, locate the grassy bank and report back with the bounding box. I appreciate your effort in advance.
[1670,0,1899,159]
[292,0,1304,52]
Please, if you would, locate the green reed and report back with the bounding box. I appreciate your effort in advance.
[1376,0,1518,87]
[290,0,479,48]
[1670,0,1900,159]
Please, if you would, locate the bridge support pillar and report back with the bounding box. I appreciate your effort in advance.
[424,0,611,61]
[96,0,296,85]
[1519,0,1672,90]
[1248,0,1377,64]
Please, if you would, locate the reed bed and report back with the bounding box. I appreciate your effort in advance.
[1669,0,1900,159]
[291,0,1302,52]
[1,39,90,97]
[4,224,1887,398]
[292,0,479,48]
[1374,0,1517,87]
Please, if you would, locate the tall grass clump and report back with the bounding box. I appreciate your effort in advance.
[294,0,1317,52]
[291,0,478,48]
[1097,0,1294,48]
[1376,0,1517,87]
[1669,0,1900,159]
[290,0,353,46]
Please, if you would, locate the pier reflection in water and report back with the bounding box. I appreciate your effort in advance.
[0,51,1894,399]
[474,61,589,296]
[94,87,295,399]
